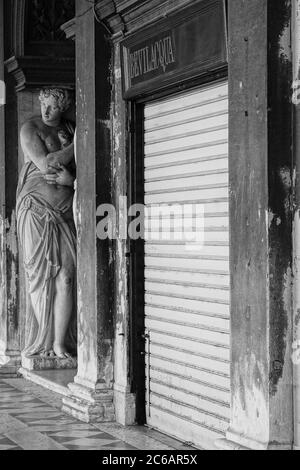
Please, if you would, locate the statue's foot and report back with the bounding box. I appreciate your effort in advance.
[53,343,72,359]
[40,350,56,358]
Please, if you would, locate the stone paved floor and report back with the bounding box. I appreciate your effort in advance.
[0,379,196,451]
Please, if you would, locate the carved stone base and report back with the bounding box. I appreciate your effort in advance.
[114,384,136,426]
[21,354,77,371]
[62,381,115,423]
[0,355,22,378]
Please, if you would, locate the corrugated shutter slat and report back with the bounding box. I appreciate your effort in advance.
[144,81,230,450]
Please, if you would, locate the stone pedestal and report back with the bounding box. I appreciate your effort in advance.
[21,354,77,372]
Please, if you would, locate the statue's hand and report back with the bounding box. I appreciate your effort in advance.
[44,173,58,185]
[56,165,75,187]
[44,164,75,188]
[47,154,61,171]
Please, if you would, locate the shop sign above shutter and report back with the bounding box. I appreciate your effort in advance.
[121,0,228,99]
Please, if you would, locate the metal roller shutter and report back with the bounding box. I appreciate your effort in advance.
[143,81,230,450]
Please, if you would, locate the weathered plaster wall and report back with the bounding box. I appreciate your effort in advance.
[226,0,293,450]
[228,0,269,445]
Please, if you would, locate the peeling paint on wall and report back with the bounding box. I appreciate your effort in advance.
[268,2,293,404]
[6,210,18,331]
[268,210,275,229]
[232,354,269,447]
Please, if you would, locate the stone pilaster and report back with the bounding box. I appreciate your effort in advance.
[111,40,136,426]
[0,0,21,378]
[62,0,115,423]
[217,0,293,450]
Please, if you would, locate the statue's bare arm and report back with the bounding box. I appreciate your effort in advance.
[47,142,74,168]
[21,121,75,174]
[20,122,48,174]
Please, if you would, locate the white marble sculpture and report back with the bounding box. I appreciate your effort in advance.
[17,88,77,359]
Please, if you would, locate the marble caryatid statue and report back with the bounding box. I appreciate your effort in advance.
[17,88,77,359]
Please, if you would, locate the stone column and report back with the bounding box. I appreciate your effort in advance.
[111,39,136,426]
[62,1,115,423]
[217,0,294,450]
[0,0,21,378]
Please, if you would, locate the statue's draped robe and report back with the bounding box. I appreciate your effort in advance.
[16,162,77,357]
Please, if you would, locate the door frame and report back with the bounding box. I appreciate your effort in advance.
[127,68,229,424]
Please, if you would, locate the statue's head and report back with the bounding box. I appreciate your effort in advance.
[39,88,73,126]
